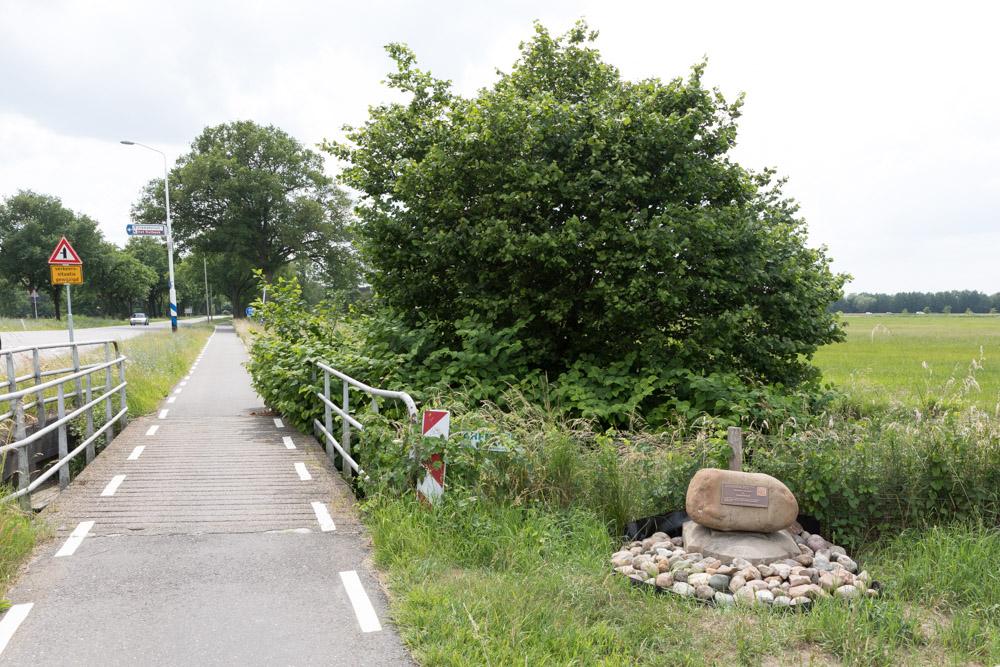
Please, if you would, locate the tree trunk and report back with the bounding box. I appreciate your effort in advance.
[48,286,62,321]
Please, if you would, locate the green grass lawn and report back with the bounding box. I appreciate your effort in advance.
[813,314,1000,412]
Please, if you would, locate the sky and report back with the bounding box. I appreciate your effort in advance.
[1,0,998,295]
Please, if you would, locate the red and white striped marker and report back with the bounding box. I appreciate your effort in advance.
[417,410,448,504]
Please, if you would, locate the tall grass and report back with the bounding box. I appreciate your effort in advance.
[0,494,39,605]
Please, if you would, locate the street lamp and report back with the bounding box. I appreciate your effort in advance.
[120,140,178,332]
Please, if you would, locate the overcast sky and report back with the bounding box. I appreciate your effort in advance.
[2,0,997,295]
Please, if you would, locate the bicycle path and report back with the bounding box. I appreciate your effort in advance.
[0,323,413,665]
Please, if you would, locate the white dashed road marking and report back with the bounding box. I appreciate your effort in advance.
[282,436,295,450]
[158,410,169,419]
[0,603,33,655]
[128,446,145,460]
[101,475,126,497]
[146,425,159,436]
[295,462,312,481]
[55,521,95,557]
[167,397,176,404]
[339,571,383,633]
[311,502,335,532]
[274,418,284,428]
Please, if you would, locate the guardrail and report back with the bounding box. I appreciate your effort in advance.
[312,361,418,481]
[1,340,128,504]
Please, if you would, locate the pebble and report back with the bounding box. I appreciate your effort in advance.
[612,524,875,608]
[672,582,695,597]
[714,592,736,607]
[709,574,731,592]
[806,534,828,552]
[695,585,717,601]
[835,585,860,599]
[687,573,710,588]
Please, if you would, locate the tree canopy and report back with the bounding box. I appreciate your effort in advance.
[0,190,104,320]
[133,120,357,315]
[326,22,847,422]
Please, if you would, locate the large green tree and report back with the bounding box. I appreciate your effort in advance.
[328,22,847,411]
[132,120,356,316]
[0,191,104,320]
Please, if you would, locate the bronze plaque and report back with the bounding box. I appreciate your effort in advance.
[721,483,769,508]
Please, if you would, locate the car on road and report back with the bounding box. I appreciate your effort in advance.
[129,313,150,326]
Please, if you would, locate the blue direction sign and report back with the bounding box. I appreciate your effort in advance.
[126,224,166,236]
[245,306,255,316]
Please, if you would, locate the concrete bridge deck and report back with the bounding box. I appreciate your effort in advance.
[0,324,413,665]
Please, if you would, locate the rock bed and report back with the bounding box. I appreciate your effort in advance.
[611,521,877,608]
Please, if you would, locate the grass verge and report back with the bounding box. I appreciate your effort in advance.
[364,494,1000,665]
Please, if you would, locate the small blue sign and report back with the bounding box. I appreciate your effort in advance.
[245,306,255,316]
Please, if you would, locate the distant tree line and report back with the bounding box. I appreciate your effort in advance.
[830,291,1000,314]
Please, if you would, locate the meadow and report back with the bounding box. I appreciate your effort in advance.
[813,314,1000,413]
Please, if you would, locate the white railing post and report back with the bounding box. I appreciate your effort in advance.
[324,370,333,460]
[4,352,15,398]
[71,343,83,408]
[14,396,29,502]
[118,357,128,428]
[85,374,95,463]
[33,348,47,428]
[105,343,114,444]
[342,380,351,476]
[58,384,69,489]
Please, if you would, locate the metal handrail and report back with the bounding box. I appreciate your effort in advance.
[312,361,418,479]
[1,341,128,505]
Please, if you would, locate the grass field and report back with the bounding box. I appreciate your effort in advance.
[812,314,1000,413]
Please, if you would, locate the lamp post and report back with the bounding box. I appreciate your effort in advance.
[121,140,178,332]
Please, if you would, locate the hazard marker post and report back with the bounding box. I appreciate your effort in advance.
[417,410,449,504]
[48,236,83,343]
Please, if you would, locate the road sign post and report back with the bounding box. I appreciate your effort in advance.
[48,237,83,342]
[29,289,40,320]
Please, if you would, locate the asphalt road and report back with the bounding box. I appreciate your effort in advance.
[0,317,219,353]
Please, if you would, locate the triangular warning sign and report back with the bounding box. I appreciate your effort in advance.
[48,237,83,265]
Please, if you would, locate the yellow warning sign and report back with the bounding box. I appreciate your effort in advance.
[50,265,83,284]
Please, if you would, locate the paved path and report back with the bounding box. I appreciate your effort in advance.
[0,324,413,666]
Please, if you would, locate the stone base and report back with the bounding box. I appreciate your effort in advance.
[682,521,800,566]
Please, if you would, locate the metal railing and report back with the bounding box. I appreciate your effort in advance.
[312,361,418,480]
[1,340,128,503]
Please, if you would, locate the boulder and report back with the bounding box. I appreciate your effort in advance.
[686,468,798,533]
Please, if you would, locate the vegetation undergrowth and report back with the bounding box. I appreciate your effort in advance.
[240,283,1000,663]
[0,494,41,606]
